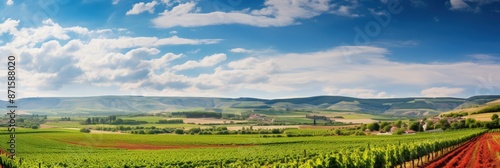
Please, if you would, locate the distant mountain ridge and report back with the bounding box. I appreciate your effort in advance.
[2,95,500,116]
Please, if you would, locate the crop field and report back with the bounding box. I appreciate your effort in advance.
[425,131,500,167]
[0,128,488,167]
[463,112,500,121]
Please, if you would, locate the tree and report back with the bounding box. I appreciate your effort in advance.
[188,127,201,134]
[394,120,403,128]
[492,114,499,121]
[359,124,367,131]
[174,129,184,134]
[85,118,91,124]
[383,125,392,132]
[379,122,390,130]
[451,122,460,129]
[334,129,341,135]
[425,120,434,130]
[465,118,476,128]
[114,119,124,124]
[438,119,450,130]
[408,122,419,132]
[367,122,380,131]
[393,128,405,135]
[80,128,91,133]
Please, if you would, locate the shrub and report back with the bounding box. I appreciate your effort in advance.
[80,128,91,133]
[174,129,184,134]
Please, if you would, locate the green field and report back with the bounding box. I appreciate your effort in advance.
[0,127,485,167]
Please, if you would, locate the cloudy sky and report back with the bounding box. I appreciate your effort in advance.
[0,0,499,99]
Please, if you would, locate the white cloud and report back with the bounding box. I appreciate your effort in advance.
[86,36,220,50]
[134,52,183,74]
[2,18,500,98]
[152,0,334,28]
[450,0,471,10]
[112,0,119,5]
[330,5,360,17]
[126,1,158,15]
[227,57,260,69]
[172,53,227,71]
[169,30,177,34]
[469,54,499,61]
[230,48,252,53]
[421,87,464,97]
[449,0,499,12]
[0,19,222,93]
[6,0,13,6]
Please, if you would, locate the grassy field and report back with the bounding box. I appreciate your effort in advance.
[442,99,500,115]
[463,112,500,121]
[0,126,486,167]
[440,99,500,122]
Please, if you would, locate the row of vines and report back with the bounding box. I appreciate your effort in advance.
[0,129,488,167]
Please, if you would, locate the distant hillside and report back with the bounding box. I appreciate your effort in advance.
[455,95,500,109]
[441,96,500,118]
[1,95,499,116]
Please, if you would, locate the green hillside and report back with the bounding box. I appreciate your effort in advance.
[441,97,500,120]
[1,95,499,117]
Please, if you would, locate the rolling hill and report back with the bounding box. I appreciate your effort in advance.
[441,96,500,121]
[2,95,500,116]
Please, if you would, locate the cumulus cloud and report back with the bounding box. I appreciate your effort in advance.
[152,0,336,28]
[2,18,499,98]
[421,87,464,97]
[0,19,221,92]
[230,48,252,53]
[450,0,472,10]
[126,1,158,15]
[6,0,13,6]
[172,53,227,71]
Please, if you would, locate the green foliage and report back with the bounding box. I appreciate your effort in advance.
[472,105,500,114]
[0,115,46,128]
[441,111,468,117]
[408,122,420,132]
[367,122,380,131]
[171,112,222,118]
[79,128,91,133]
[158,119,184,124]
[382,125,392,132]
[82,116,148,125]
[393,120,403,128]
[174,129,184,134]
[492,114,499,121]
[0,128,486,167]
[393,128,405,135]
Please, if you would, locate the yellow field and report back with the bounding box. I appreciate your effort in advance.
[441,99,500,115]
[462,112,500,121]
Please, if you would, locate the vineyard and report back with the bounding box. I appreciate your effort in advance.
[425,130,500,168]
[0,128,490,167]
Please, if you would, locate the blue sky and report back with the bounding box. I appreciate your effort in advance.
[0,0,499,99]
